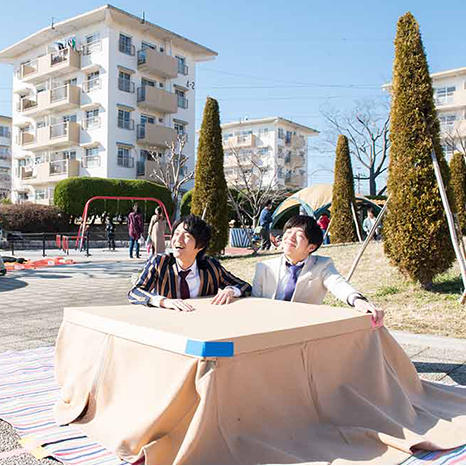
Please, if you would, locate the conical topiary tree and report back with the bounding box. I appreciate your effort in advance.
[191,97,229,256]
[450,152,466,235]
[383,12,455,288]
[328,135,358,244]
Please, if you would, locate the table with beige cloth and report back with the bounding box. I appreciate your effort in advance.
[54,298,466,465]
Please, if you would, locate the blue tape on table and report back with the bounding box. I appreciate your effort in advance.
[185,340,234,357]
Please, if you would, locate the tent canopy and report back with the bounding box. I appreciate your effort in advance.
[272,184,380,226]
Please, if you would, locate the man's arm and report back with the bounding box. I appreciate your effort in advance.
[321,258,383,325]
[128,255,163,306]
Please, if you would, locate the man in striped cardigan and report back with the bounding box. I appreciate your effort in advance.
[128,214,251,311]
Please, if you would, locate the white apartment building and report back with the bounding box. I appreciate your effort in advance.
[0,115,12,199]
[431,67,466,160]
[221,117,318,190]
[0,5,217,205]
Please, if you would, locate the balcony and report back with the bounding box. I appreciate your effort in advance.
[18,85,80,117]
[137,86,177,114]
[137,48,177,79]
[20,159,79,185]
[19,122,80,151]
[223,134,257,148]
[137,159,157,180]
[289,153,306,167]
[435,90,466,110]
[18,48,81,84]
[137,123,177,147]
[82,117,101,130]
[291,135,306,148]
[82,77,101,93]
[82,156,101,168]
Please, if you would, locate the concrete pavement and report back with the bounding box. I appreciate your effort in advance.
[0,246,466,464]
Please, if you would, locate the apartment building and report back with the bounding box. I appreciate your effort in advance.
[431,67,466,160]
[0,116,12,199]
[0,5,217,205]
[221,117,318,190]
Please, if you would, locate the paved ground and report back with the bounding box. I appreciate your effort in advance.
[1,246,466,464]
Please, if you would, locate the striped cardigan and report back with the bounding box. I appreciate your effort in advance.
[128,253,252,306]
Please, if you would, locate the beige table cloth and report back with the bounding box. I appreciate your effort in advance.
[54,298,466,465]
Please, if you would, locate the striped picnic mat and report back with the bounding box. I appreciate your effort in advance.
[0,346,128,465]
[0,346,465,465]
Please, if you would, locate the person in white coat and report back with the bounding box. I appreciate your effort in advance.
[252,215,383,325]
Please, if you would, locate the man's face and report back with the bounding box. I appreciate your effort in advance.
[282,226,316,263]
[171,223,202,263]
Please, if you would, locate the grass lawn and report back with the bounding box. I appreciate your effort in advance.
[222,242,466,339]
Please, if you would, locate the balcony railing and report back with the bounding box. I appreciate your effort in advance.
[119,41,135,56]
[21,167,35,179]
[49,159,68,175]
[50,84,69,103]
[82,156,101,168]
[51,48,70,67]
[177,95,188,109]
[20,60,38,79]
[82,116,101,130]
[178,63,188,75]
[18,97,38,112]
[81,40,102,56]
[137,49,148,65]
[50,122,71,139]
[118,78,135,93]
[118,118,134,130]
[83,77,101,92]
[117,156,134,168]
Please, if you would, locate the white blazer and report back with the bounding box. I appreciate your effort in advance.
[252,255,359,305]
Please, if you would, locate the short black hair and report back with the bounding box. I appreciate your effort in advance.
[283,215,323,251]
[171,214,211,258]
[367,207,375,215]
[265,200,273,207]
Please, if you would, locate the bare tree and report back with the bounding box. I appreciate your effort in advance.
[443,126,466,160]
[320,99,390,196]
[224,146,288,229]
[148,135,194,219]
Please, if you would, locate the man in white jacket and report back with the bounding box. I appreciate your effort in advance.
[252,215,383,325]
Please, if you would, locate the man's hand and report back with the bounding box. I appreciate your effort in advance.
[160,298,195,312]
[354,299,384,327]
[211,288,236,305]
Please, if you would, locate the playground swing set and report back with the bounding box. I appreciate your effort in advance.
[59,196,171,254]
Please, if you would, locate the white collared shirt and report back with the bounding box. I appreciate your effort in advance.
[275,255,309,301]
[150,258,241,307]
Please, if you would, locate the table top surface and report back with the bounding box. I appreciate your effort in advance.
[63,298,373,357]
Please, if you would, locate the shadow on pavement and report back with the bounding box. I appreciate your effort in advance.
[0,277,28,292]
[414,361,466,384]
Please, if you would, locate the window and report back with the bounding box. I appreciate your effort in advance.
[35,82,47,94]
[141,114,155,125]
[86,147,99,157]
[176,56,188,75]
[84,108,100,129]
[62,151,76,160]
[62,114,77,123]
[439,114,457,127]
[175,89,188,109]
[435,86,456,104]
[285,131,292,144]
[441,143,454,158]
[37,121,46,129]
[35,189,47,201]
[84,71,100,92]
[141,41,156,51]
[278,128,285,139]
[119,33,134,55]
[118,109,133,130]
[141,77,156,88]
[117,146,134,168]
[83,33,101,55]
[82,147,100,168]
[87,33,100,45]
[65,78,77,87]
[118,71,134,93]
[174,122,186,136]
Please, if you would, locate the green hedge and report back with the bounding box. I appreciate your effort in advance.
[0,204,70,233]
[53,177,174,220]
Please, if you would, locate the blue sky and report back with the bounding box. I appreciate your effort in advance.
[0,0,465,190]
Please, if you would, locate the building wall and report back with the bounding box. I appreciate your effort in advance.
[9,12,203,204]
[432,72,466,161]
[0,116,12,199]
